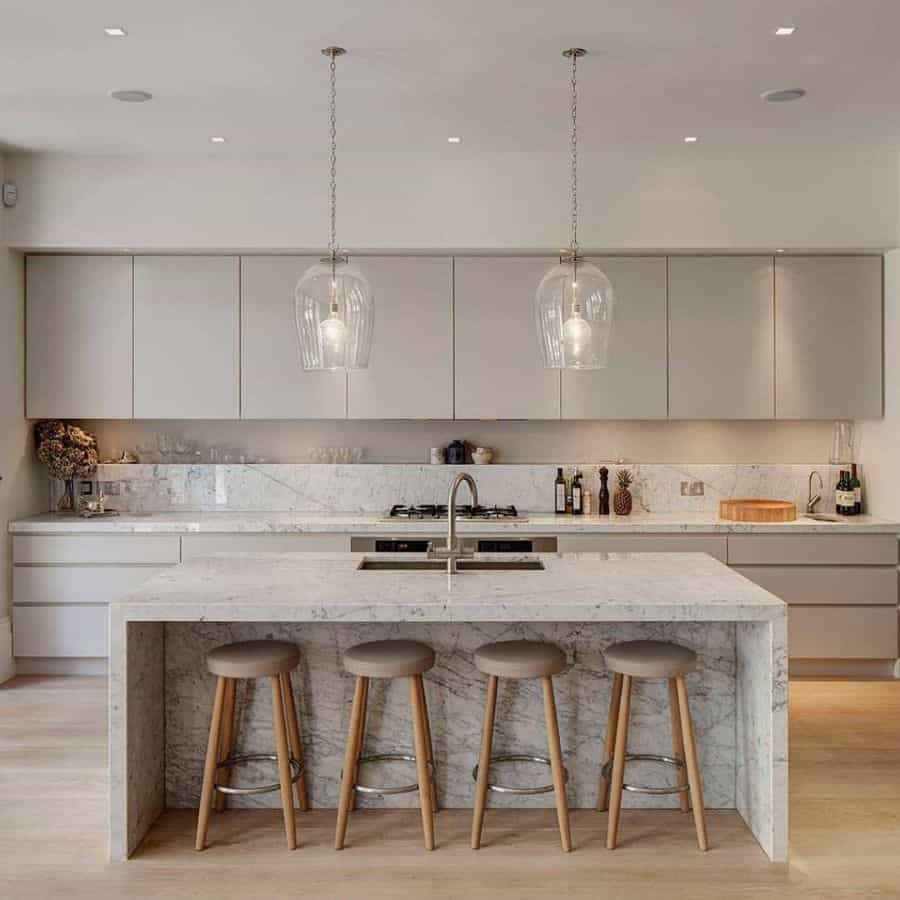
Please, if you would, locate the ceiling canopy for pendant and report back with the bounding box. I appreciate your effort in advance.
[295,47,374,371]
[534,48,615,370]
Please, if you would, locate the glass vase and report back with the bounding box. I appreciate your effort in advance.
[56,477,76,514]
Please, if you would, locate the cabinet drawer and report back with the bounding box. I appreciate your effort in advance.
[13,605,108,657]
[733,566,897,606]
[13,566,168,605]
[556,534,728,562]
[181,534,350,559]
[727,534,898,565]
[13,535,181,565]
[789,606,898,659]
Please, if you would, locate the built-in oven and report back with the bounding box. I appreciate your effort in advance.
[350,537,558,553]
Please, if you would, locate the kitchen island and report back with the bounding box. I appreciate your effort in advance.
[109,551,787,862]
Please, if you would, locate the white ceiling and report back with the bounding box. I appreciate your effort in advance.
[3,0,900,157]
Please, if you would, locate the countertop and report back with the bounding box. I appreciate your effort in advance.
[112,551,786,623]
[9,510,900,534]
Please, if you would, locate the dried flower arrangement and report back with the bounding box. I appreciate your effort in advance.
[34,420,99,512]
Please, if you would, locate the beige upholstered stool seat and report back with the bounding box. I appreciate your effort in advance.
[207,639,300,679]
[343,639,435,678]
[604,640,697,679]
[474,640,567,679]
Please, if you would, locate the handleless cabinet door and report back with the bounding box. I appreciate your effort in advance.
[561,257,667,419]
[241,256,347,418]
[775,256,882,419]
[26,255,133,418]
[454,257,560,419]
[133,256,240,419]
[668,257,774,419]
[348,257,452,418]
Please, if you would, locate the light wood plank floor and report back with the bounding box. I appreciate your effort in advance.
[1,675,898,899]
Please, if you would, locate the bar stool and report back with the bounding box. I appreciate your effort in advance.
[470,640,571,852]
[195,639,308,851]
[334,639,437,851]
[599,639,708,851]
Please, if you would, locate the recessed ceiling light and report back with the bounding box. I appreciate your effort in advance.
[210,136,227,143]
[104,26,127,36]
[447,136,462,144]
[761,88,806,103]
[684,136,698,143]
[774,26,797,36]
[109,89,152,103]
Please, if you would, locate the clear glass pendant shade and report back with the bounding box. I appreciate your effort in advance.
[535,258,615,369]
[294,258,374,370]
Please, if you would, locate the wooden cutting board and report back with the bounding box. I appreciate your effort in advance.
[719,499,797,522]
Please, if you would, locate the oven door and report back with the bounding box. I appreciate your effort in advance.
[350,537,557,553]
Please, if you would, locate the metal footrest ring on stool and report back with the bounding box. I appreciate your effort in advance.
[346,753,436,798]
[601,753,688,795]
[472,753,570,796]
[214,753,304,796]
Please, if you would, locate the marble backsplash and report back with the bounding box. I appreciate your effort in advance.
[82,463,842,514]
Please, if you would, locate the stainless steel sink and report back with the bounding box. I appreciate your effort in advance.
[803,513,846,523]
[357,558,545,572]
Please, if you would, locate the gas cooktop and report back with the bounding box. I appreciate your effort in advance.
[385,504,523,521]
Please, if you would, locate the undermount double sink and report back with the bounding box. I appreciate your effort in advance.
[358,558,545,572]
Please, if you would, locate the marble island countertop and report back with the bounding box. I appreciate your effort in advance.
[10,509,900,534]
[113,551,786,623]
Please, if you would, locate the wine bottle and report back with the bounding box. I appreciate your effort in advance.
[850,464,862,515]
[554,467,566,515]
[836,470,855,516]
[572,470,583,515]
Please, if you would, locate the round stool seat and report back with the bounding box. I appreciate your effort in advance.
[343,639,435,678]
[474,640,566,679]
[604,640,696,679]
[207,639,300,679]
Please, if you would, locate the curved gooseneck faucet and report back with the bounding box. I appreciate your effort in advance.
[428,472,479,573]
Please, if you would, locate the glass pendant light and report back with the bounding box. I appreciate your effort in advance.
[535,48,615,370]
[295,47,374,371]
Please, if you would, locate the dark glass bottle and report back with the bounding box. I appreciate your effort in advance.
[554,467,567,514]
[572,470,584,515]
[598,467,610,516]
[850,464,862,515]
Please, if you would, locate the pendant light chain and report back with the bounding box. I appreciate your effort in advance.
[569,49,579,256]
[328,49,339,262]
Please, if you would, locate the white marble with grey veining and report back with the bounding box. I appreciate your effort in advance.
[108,551,787,862]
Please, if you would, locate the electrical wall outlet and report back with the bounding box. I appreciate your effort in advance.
[99,481,121,496]
[689,481,705,496]
[680,481,690,495]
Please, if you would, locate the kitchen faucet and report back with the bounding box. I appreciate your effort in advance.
[428,472,479,573]
[807,470,824,514]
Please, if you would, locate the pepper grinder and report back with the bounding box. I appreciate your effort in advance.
[598,466,610,516]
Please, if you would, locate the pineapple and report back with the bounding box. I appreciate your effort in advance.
[613,469,633,516]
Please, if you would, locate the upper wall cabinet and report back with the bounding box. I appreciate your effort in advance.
[668,257,775,419]
[454,257,560,419]
[561,257,667,419]
[241,256,347,419]
[133,256,240,419]
[348,257,453,419]
[26,255,133,419]
[775,256,882,420]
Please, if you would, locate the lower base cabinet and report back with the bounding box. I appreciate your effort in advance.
[787,606,899,659]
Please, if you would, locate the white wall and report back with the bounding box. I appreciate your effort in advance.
[6,148,898,251]
[858,248,900,516]
[0,155,45,681]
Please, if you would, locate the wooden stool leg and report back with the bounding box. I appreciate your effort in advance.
[416,675,438,813]
[598,672,623,811]
[668,678,690,813]
[471,674,498,849]
[271,677,297,850]
[542,675,572,853]
[351,676,369,812]
[676,676,708,851]
[214,678,237,813]
[606,674,632,850]
[409,674,436,850]
[280,672,310,812]
[195,676,227,851]
[335,676,368,850]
